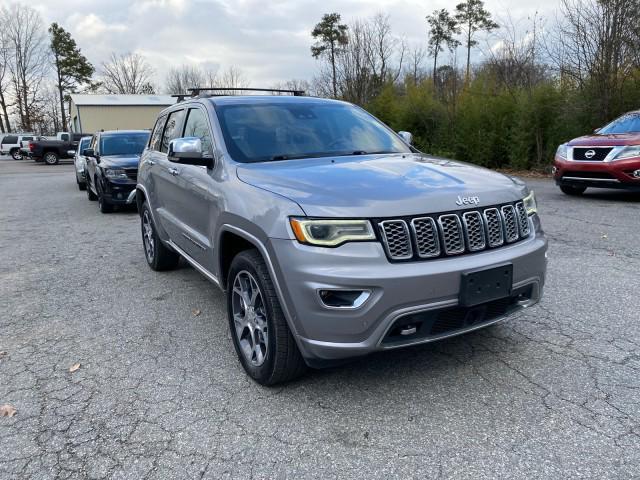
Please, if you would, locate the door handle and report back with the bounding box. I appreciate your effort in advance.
[146,159,155,166]
[168,167,180,176]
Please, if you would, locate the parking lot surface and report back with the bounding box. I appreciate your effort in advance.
[1,156,639,479]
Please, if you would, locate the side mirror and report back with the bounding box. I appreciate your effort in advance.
[83,148,94,157]
[398,131,413,146]
[168,137,214,168]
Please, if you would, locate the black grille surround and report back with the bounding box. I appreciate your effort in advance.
[125,168,138,181]
[572,147,612,161]
[375,201,531,263]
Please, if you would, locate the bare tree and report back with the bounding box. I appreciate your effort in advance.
[548,0,640,121]
[0,21,12,132]
[100,52,155,94]
[406,44,427,86]
[164,64,205,94]
[2,4,49,132]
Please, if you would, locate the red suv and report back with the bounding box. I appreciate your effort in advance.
[553,111,640,195]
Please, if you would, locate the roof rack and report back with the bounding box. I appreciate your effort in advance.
[187,87,306,97]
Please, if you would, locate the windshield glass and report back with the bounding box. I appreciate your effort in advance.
[100,133,150,156]
[598,112,640,134]
[216,102,411,163]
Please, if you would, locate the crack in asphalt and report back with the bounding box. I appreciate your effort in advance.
[1,163,639,479]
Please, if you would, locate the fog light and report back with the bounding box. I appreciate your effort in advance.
[318,289,370,309]
[551,166,558,175]
[633,170,640,178]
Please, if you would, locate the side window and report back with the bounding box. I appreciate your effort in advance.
[183,108,213,156]
[149,115,167,151]
[60,133,69,142]
[160,110,185,153]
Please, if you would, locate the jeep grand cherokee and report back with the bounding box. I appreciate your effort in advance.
[137,90,547,385]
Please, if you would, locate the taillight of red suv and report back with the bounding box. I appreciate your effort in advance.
[29,142,35,152]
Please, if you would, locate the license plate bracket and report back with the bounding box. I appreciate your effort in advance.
[460,264,513,307]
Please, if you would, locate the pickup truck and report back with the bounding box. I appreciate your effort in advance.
[29,132,89,165]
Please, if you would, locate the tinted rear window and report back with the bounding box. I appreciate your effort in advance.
[2,136,18,144]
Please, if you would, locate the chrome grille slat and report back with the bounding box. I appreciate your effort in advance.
[379,220,413,260]
[438,214,465,255]
[411,217,440,258]
[483,208,504,247]
[378,202,527,261]
[462,211,486,251]
[501,205,519,243]
[515,201,530,237]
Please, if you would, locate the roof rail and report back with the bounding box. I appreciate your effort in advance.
[187,87,306,97]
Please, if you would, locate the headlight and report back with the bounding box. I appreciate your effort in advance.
[289,218,375,247]
[523,191,537,215]
[556,144,568,159]
[613,145,640,160]
[104,168,128,179]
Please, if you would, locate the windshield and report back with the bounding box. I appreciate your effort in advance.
[99,133,150,156]
[598,112,640,134]
[216,102,411,163]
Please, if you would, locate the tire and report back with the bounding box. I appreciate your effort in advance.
[86,173,97,201]
[76,172,87,191]
[141,201,180,271]
[10,149,22,160]
[96,180,114,213]
[227,249,306,385]
[560,185,586,196]
[44,151,59,165]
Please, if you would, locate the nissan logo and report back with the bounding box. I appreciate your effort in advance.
[584,149,596,159]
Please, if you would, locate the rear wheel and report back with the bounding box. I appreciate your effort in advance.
[560,185,587,196]
[141,201,180,271]
[10,149,22,160]
[227,249,306,385]
[44,151,59,165]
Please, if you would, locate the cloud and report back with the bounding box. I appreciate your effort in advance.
[29,0,558,89]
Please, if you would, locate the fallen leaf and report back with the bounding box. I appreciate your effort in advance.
[69,363,81,373]
[0,404,17,417]
[191,309,201,317]
[0,351,7,359]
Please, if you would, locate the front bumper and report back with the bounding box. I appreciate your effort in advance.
[102,179,137,205]
[269,215,548,363]
[554,155,640,190]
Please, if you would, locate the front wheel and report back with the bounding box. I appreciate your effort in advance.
[10,149,22,160]
[560,185,586,196]
[96,181,114,213]
[44,152,59,165]
[141,201,179,271]
[227,249,306,385]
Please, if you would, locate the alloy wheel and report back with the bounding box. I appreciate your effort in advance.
[231,271,268,366]
[142,210,155,262]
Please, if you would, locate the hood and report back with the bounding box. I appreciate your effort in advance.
[568,132,640,147]
[236,153,527,218]
[99,154,140,169]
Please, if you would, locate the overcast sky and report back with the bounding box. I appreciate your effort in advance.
[29,0,559,89]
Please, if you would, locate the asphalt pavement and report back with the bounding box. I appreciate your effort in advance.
[1,156,639,479]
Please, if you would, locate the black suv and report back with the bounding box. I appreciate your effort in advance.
[84,130,150,213]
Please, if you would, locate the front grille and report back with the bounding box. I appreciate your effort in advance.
[573,147,612,161]
[125,169,138,181]
[378,201,530,262]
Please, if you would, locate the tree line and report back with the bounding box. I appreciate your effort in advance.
[310,0,640,170]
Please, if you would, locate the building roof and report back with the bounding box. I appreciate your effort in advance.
[70,94,175,107]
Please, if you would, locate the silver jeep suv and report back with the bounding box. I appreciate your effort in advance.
[137,91,547,385]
